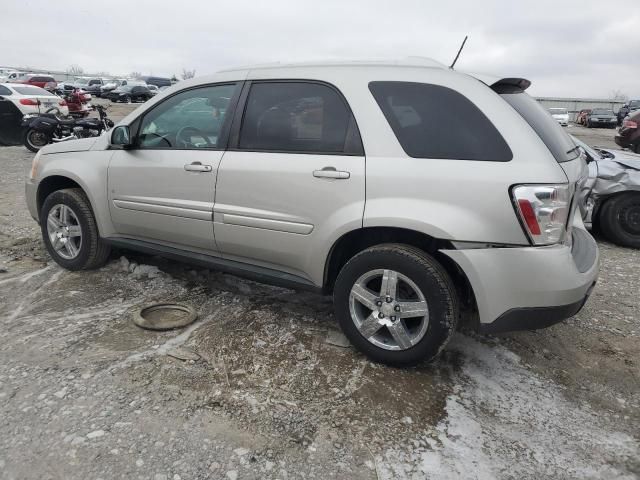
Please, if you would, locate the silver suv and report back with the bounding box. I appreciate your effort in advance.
[25,60,599,366]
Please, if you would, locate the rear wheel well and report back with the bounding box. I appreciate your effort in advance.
[37,176,83,219]
[323,227,476,318]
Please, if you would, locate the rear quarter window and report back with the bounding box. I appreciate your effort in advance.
[495,86,579,163]
[369,81,512,161]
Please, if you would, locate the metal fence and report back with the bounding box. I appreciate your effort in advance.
[536,97,625,121]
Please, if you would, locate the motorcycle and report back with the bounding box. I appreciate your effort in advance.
[22,105,114,153]
[58,88,93,118]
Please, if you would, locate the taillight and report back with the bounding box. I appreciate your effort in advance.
[623,119,637,129]
[19,98,40,106]
[59,100,67,106]
[512,184,571,245]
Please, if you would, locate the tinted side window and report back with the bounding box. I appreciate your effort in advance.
[239,82,355,154]
[369,81,512,161]
[0,85,11,95]
[138,83,237,149]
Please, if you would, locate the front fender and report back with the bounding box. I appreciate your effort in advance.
[36,151,115,237]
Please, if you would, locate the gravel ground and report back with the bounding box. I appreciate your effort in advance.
[0,119,638,480]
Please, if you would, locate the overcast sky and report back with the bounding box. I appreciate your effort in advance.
[3,0,639,99]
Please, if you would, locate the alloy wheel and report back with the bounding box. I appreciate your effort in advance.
[46,204,82,260]
[348,269,429,351]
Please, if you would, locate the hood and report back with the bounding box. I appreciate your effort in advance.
[40,137,98,155]
[600,148,640,170]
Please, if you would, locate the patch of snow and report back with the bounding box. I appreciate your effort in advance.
[377,335,639,480]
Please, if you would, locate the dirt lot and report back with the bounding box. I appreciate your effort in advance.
[0,115,638,479]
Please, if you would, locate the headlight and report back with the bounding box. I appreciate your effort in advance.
[30,150,41,180]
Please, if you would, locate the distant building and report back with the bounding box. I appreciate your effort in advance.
[536,97,625,121]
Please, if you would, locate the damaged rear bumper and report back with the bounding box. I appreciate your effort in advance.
[440,225,599,333]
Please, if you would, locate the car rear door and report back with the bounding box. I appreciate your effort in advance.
[213,80,366,284]
[108,82,241,252]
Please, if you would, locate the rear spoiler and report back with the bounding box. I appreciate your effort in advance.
[491,78,531,93]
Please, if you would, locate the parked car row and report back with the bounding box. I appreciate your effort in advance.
[0,69,173,102]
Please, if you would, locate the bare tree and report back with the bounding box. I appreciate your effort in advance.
[67,64,84,76]
[610,89,629,102]
[182,68,196,80]
[130,71,142,79]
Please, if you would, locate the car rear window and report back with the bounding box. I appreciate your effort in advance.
[495,86,579,163]
[369,81,512,161]
[12,86,54,96]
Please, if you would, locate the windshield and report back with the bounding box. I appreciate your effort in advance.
[629,101,640,109]
[498,89,579,163]
[74,78,89,85]
[549,108,568,115]
[12,86,55,96]
[592,109,613,115]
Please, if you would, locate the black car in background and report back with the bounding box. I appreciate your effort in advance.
[585,108,617,128]
[617,100,640,126]
[105,85,152,103]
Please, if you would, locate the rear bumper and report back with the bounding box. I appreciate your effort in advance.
[478,281,595,334]
[615,134,634,148]
[441,225,599,333]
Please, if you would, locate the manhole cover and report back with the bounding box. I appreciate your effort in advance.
[132,303,198,331]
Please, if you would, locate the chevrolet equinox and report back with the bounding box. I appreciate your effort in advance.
[25,59,599,366]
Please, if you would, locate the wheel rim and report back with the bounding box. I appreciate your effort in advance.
[348,269,429,351]
[27,130,48,149]
[619,202,640,236]
[46,204,82,260]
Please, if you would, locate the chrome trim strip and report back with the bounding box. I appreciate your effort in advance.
[222,213,313,234]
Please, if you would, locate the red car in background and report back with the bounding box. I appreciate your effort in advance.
[20,74,57,91]
[576,109,591,126]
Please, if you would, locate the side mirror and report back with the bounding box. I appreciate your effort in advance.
[110,125,132,148]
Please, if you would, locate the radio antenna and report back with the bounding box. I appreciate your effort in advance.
[449,35,468,69]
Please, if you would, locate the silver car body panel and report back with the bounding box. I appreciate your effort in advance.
[26,60,599,327]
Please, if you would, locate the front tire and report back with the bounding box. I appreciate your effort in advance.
[24,129,50,153]
[333,244,458,366]
[40,188,111,270]
[599,193,640,249]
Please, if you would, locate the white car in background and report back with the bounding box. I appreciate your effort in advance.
[0,83,69,116]
[0,68,18,82]
[7,71,29,83]
[549,107,569,126]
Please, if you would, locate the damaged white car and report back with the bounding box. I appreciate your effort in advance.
[574,135,640,248]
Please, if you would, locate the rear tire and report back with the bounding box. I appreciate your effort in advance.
[599,193,640,249]
[24,129,50,153]
[333,244,458,366]
[40,188,111,270]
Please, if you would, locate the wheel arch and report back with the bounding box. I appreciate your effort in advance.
[594,189,640,225]
[322,227,477,322]
[36,174,101,230]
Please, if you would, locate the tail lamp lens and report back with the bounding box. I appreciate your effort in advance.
[512,184,571,245]
[19,98,39,106]
[59,100,67,106]
[623,120,637,129]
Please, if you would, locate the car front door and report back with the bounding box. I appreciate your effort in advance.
[214,81,366,283]
[108,82,240,252]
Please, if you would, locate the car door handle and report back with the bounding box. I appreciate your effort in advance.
[313,167,350,179]
[184,162,212,173]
